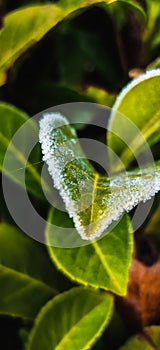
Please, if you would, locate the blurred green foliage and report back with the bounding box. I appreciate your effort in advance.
[0,0,159,117]
[0,1,160,349]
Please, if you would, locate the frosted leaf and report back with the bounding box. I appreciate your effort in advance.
[39,113,160,240]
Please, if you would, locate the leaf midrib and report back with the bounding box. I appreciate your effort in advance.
[55,300,107,350]
[92,241,122,293]
[84,173,100,236]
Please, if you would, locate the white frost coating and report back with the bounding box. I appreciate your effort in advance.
[80,168,160,240]
[39,112,160,241]
[39,112,77,218]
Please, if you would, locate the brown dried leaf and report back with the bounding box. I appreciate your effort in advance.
[117,257,160,331]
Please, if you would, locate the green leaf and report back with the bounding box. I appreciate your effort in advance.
[0,0,146,86]
[108,69,160,169]
[0,102,50,199]
[144,200,160,247]
[84,86,116,106]
[143,0,160,46]
[0,223,58,319]
[147,57,160,70]
[32,82,115,128]
[32,82,92,113]
[0,102,28,165]
[46,210,133,296]
[119,336,152,350]
[39,113,160,240]
[144,326,160,348]
[119,326,160,350]
[19,328,30,350]
[106,0,146,22]
[145,203,160,234]
[27,287,113,350]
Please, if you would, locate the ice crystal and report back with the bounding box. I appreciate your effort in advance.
[39,113,160,240]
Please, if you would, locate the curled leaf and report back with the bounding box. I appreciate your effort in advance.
[39,113,160,240]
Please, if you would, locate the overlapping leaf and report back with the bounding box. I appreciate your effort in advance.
[0,223,58,319]
[27,287,113,350]
[0,0,145,86]
[108,69,160,169]
[0,102,49,199]
[46,211,133,296]
[120,326,160,350]
[39,112,160,240]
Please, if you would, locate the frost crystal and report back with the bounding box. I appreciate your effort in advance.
[39,112,160,240]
